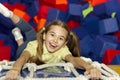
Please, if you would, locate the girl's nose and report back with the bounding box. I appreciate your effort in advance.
[53,37,58,43]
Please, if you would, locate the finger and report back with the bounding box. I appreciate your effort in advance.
[90,69,101,79]
[84,71,89,76]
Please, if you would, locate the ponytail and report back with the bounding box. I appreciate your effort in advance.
[67,31,80,57]
[29,28,45,65]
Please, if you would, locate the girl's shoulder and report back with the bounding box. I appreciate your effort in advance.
[29,40,37,43]
[27,40,38,46]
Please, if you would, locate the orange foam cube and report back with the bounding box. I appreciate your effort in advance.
[37,18,46,31]
[13,9,30,22]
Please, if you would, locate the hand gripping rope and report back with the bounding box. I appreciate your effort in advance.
[80,56,120,80]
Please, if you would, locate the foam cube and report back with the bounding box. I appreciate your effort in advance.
[42,0,67,5]
[82,2,89,10]
[54,0,68,12]
[102,49,120,65]
[22,0,33,3]
[37,5,51,19]
[0,46,10,61]
[68,15,81,22]
[93,4,106,16]
[13,3,27,11]
[114,31,120,42]
[111,54,120,65]
[0,34,8,43]
[26,0,39,17]
[8,0,21,4]
[99,18,119,35]
[92,0,109,6]
[0,14,14,29]
[102,49,120,64]
[28,19,37,29]
[37,18,46,31]
[13,9,30,22]
[68,0,82,3]
[46,8,68,24]
[86,0,109,6]
[3,2,14,11]
[42,0,68,12]
[105,0,120,15]
[67,20,80,29]
[79,35,94,56]
[68,4,82,16]
[83,14,99,34]
[91,36,118,58]
[72,26,89,40]
[0,40,4,46]
[116,12,120,25]
[0,0,8,3]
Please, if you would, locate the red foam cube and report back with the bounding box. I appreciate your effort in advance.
[37,5,51,19]
[0,40,4,46]
[0,46,11,61]
[13,3,27,11]
[67,20,80,29]
[85,0,109,6]
[102,49,120,65]
[114,31,120,42]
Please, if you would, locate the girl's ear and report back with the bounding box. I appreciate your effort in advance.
[43,33,46,40]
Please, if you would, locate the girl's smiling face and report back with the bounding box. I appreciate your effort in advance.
[43,25,68,53]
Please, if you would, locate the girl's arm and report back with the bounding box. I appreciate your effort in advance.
[12,51,31,71]
[65,54,101,79]
[65,54,92,69]
[5,51,31,79]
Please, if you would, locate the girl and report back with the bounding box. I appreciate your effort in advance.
[0,3,101,80]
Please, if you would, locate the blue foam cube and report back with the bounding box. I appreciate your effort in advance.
[79,35,94,56]
[105,0,120,15]
[83,14,99,34]
[26,0,39,17]
[72,26,89,40]
[68,0,83,3]
[8,0,21,4]
[99,18,119,34]
[116,12,120,24]
[0,14,14,29]
[0,0,8,3]
[93,4,106,16]
[91,35,118,57]
[68,3,82,16]
[110,54,120,65]
[46,8,68,25]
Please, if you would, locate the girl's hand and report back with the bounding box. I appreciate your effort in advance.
[84,66,101,79]
[5,69,20,80]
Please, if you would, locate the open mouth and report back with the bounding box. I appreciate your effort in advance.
[49,42,57,49]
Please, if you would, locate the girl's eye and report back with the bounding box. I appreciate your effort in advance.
[59,37,64,41]
[50,33,54,37]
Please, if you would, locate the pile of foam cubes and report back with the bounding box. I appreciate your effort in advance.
[0,0,120,65]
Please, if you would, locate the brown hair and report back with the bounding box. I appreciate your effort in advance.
[29,20,80,65]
